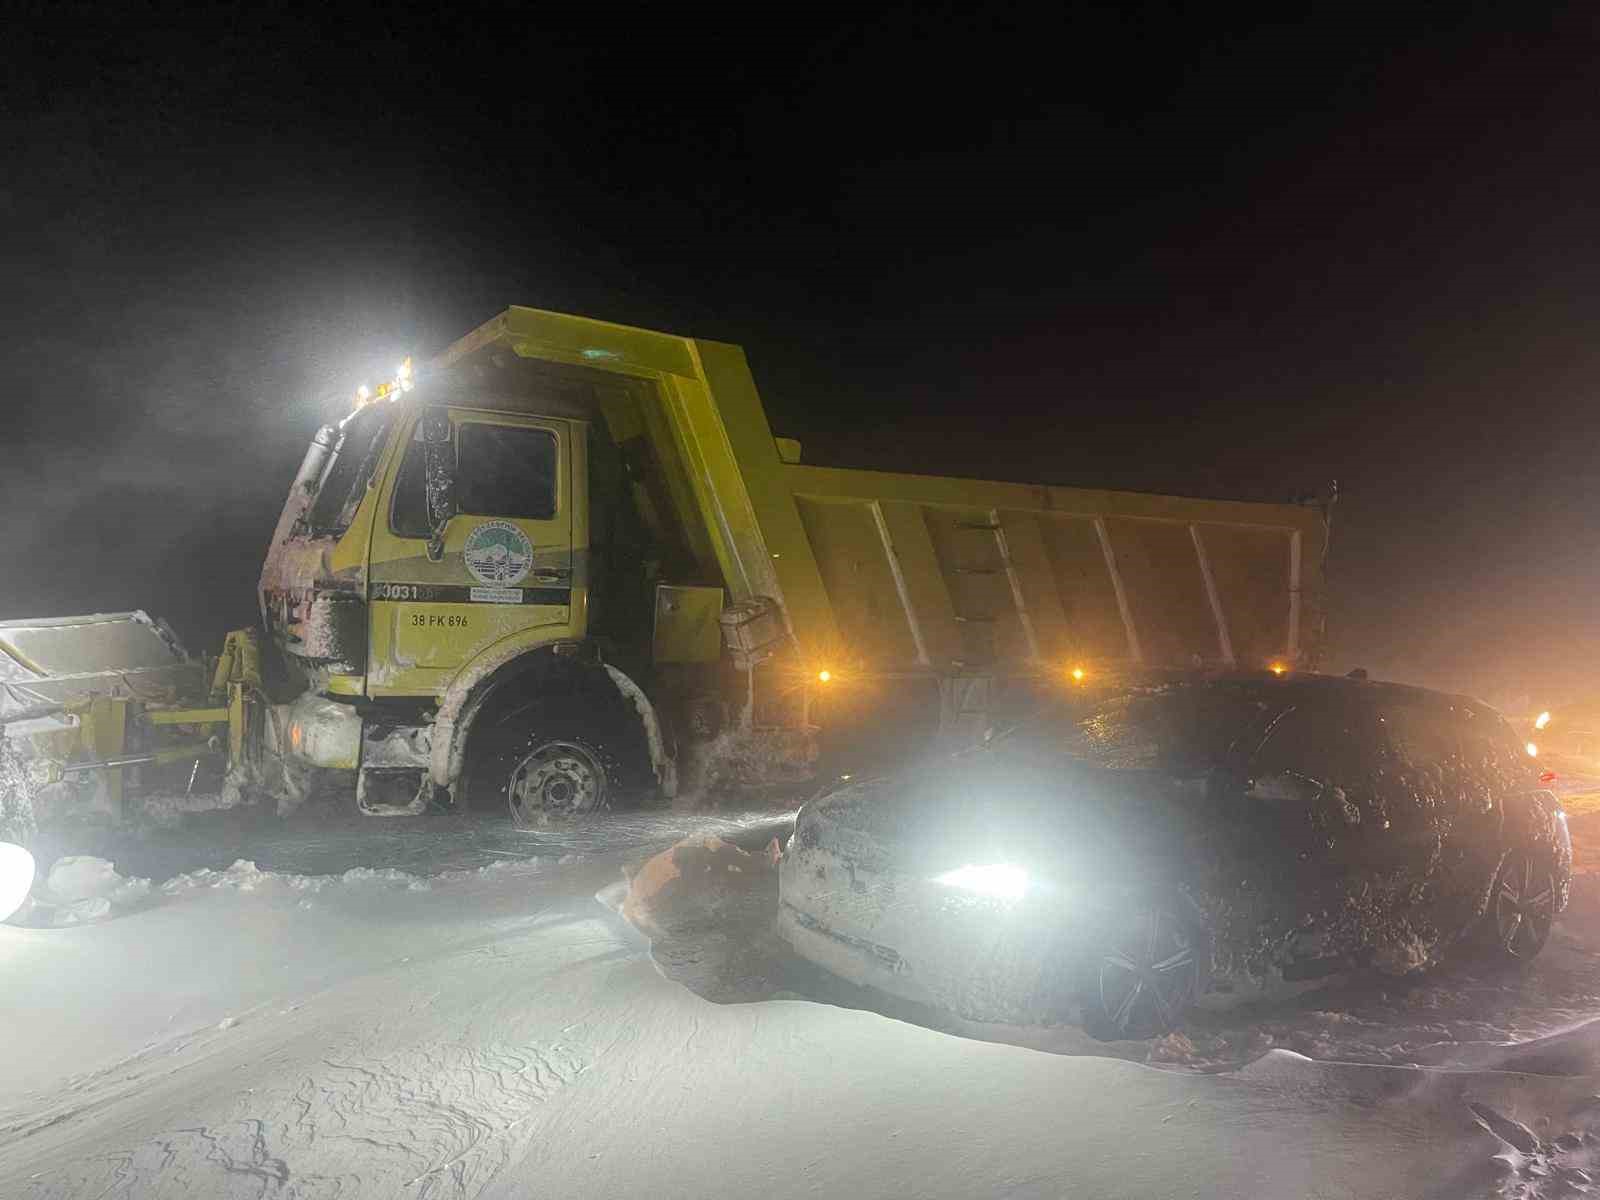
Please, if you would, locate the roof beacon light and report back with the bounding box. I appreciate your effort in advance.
[1269,662,1288,676]
[354,358,417,407]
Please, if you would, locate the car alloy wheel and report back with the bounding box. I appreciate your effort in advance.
[1491,847,1557,962]
[1085,906,1200,1040]
[508,739,607,825]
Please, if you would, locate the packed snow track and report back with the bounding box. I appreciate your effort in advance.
[9,801,1600,1198]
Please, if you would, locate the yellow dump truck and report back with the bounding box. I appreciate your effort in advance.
[0,307,1330,830]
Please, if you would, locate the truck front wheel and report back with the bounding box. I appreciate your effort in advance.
[505,731,620,825]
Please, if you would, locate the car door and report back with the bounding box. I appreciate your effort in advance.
[1448,712,1533,907]
[366,409,575,697]
[1242,699,1384,928]
[1363,703,1470,885]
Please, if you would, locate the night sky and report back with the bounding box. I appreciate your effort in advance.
[7,3,1600,708]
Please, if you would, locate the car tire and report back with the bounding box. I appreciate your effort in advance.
[1480,844,1559,966]
[505,730,621,826]
[1081,903,1204,1041]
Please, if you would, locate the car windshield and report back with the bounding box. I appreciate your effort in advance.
[1005,681,1525,774]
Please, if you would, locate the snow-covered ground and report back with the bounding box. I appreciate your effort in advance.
[8,802,1600,1198]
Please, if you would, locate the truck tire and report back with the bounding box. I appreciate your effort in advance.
[505,729,623,825]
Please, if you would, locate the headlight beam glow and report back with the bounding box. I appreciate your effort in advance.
[934,863,1028,902]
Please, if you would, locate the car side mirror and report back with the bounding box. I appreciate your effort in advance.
[420,409,456,562]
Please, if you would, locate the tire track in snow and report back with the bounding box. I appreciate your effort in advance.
[22,1041,589,1199]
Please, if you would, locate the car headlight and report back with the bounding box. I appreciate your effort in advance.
[0,841,36,923]
[933,863,1028,902]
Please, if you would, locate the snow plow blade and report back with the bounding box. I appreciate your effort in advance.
[0,615,262,835]
[0,612,204,729]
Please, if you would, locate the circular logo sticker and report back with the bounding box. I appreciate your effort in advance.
[463,520,534,586]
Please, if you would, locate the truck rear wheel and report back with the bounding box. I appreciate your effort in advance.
[506,731,620,825]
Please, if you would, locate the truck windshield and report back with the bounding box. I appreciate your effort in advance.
[305,405,395,534]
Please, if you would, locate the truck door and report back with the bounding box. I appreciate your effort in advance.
[366,411,575,697]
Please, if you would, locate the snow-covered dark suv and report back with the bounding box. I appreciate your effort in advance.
[779,674,1572,1040]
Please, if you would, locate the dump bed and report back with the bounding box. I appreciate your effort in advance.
[769,467,1325,674]
[435,308,1328,676]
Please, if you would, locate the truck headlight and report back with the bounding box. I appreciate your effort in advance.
[934,863,1028,902]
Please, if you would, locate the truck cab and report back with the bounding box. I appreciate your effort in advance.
[257,336,776,820]
[305,377,586,700]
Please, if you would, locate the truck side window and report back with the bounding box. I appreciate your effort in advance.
[457,424,557,520]
[389,422,558,539]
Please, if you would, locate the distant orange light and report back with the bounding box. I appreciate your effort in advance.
[816,669,832,684]
[1070,666,1086,683]
[1269,662,1288,676]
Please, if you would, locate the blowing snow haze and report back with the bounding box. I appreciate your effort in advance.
[7,5,1600,705]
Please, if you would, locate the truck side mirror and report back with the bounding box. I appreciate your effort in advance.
[421,408,456,562]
